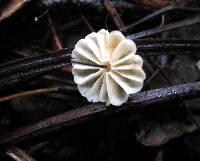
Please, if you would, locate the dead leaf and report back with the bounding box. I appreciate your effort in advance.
[134,105,197,146]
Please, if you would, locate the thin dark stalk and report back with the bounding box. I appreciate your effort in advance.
[157,66,200,128]
[59,19,82,31]
[48,14,63,50]
[103,0,125,29]
[145,68,161,84]
[0,39,199,91]
[127,16,200,40]
[0,49,71,91]
[0,82,199,145]
[128,82,200,105]
[0,49,108,91]
[136,39,200,54]
[81,14,95,32]
[121,4,200,32]
[71,60,106,68]
[27,140,50,155]
[147,57,200,129]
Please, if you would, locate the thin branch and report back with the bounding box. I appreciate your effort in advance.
[127,16,200,40]
[34,10,48,22]
[6,147,36,161]
[145,68,161,85]
[71,60,106,68]
[59,19,82,31]
[81,14,95,32]
[0,82,199,145]
[136,39,200,54]
[0,49,71,91]
[27,140,50,155]
[103,0,125,29]
[0,0,33,22]
[128,82,200,105]
[0,39,199,91]
[121,4,200,32]
[0,87,58,103]
[149,61,200,128]
[48,14,63,50]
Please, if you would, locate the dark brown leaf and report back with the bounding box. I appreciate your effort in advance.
[134,106,197,146]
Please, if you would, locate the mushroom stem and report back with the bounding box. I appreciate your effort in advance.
[71,60,106,69]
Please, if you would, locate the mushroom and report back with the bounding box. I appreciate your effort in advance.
[72,29,146,106]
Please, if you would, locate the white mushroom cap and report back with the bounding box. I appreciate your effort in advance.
[72,29,146,106]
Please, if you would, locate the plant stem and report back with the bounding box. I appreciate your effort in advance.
[0,87,58,103]
[121,4,200,32]
[6,147,36,161]
[0,82,199,145]
[127,16,200,40]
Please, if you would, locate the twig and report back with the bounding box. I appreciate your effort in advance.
[145,68,161,85]
[127,16,200,40]
[59,19,82,31]
[6,147,36,161]
[157,66,200,128]
[0,49,71,91]
[71,60,106,68]
[0,39,199,91]
[121,4,200,32]
[0,82,199,145]
[103,0,125,29]
[128,82,200,105]
[34,10,49,22]
[27,140,50,155]
[136,39,200,54]
[81,15,95,32]
[144,49,199,128]
[0,87,58,103]
[0,0,33,22]
[48,14,63,50]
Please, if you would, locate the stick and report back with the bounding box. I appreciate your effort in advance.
[0,82,199,145]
